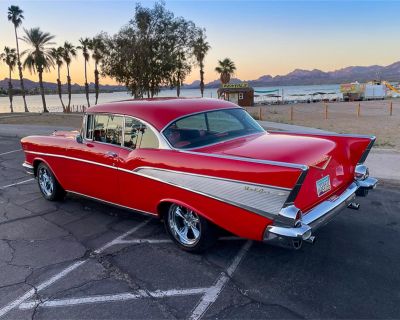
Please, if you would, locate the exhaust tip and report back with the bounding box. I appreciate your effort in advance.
[348,202,361,210]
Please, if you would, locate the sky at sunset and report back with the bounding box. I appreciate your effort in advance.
[1,0,400,86]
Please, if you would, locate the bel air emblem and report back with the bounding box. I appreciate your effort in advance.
[244,185,286,196]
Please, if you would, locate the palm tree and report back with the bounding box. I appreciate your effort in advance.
[78,38,91,107]
[1,47,17,113]
[193,30,210,97]
[215,58,236,85]
[62,42,76,111]
[21,28,55,113]
[7,5,29,112]
[50,47,66,112]
[89,36,105,105]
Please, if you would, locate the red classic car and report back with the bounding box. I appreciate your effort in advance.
[21,98,377,252]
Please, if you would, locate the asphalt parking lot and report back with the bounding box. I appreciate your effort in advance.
[0,136,399,320]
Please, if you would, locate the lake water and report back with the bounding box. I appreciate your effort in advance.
[0,84,342,113]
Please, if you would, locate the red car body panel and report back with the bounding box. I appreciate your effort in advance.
[21,98,375,242]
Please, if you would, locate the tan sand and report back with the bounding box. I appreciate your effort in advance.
[247,100,400,150]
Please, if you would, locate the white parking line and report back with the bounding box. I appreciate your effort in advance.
[0,149,21,156]
[190,240,252,320]
[0,178,35,189]
[93,219,151,254]
[19,288,208,309]
[0,219,150,318]
[115,236,243,245]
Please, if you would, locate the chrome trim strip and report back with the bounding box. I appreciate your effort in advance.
[283,168,309,207]
[26,151,117,171]
[358,136,376,164]
[268,130,375,140]
[176,150,309,171]
[66,190,157,217]
[133,166,291,191]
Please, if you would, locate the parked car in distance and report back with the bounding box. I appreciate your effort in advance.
[21,98,377,252]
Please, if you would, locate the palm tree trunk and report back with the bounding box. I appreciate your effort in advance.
[94,62,99,105]
[200,62,205,97]
[8,68,13,113]
[57,66,66,112]
[38,71,48,113]
[67,65,72,112]
[84,60,90,107]
[14,26,28,112]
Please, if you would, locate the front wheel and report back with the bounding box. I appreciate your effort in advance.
[164,204,217,253]
[37,162,65,201]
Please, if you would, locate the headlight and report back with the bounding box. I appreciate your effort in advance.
[355,164,369,181]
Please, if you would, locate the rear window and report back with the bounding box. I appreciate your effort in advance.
[163,108,264,149]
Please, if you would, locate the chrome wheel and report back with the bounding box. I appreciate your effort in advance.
[38,166,54,197]
[168,204,201,247]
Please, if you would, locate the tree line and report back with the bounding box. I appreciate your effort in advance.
[1,3,237,113]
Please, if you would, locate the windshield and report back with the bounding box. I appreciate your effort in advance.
[163,108,264,149]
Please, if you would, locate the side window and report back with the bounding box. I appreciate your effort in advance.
[124,117,159,149]
[85,114,94,140]
[93,114,123,146]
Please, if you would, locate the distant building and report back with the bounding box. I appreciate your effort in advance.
[217,83,254,107]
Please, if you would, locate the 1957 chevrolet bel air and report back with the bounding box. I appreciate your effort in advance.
[21,98,377,252]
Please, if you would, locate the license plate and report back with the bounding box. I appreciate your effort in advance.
[316,175,331,197]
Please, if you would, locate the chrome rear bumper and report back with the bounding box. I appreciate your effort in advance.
[264,177,377,249]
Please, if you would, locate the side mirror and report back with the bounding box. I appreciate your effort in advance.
[76,134,83,144]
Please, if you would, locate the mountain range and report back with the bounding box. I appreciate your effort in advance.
[1,61,400,92]
[183,60,400,88]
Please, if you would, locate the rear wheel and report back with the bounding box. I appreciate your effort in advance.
[37,162,65,201]
[164,203,217,253]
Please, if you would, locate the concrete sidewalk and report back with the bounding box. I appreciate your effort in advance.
[0,124,76,138]
[258,120,400,181]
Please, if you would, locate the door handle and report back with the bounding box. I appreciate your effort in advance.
[106,151,118,158]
